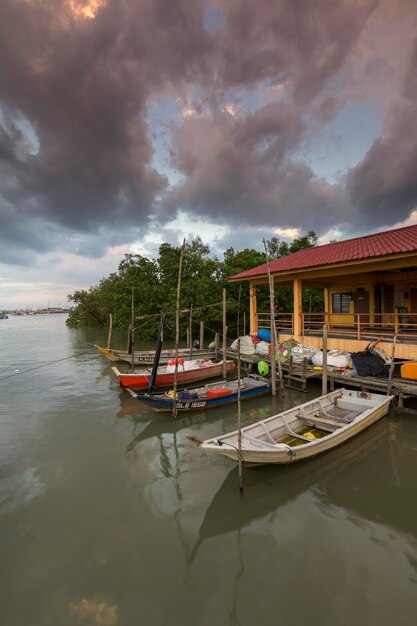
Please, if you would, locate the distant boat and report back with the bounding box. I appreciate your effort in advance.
[128,375,271,412]
[95,344,214,365]
[188,389,393,465]
[0,312,8,319]
[112,359,235,390]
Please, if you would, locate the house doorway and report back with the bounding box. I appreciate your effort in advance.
[374,284,394,325]
[354,288,369,324]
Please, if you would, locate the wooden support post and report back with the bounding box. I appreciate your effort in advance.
[200,320,204,349]
[173,240,186,418]
[237,338,243,492]
[387,335,397,397]
[189,304,193,359]
[222,287,227,378]
[237,284,241,338]
[293,279,302,338]
[322,324,327,394]
[215,332,220,360]
[249,283,258,335]
[243,312,246,336]
[107,313,113,350]
[131,288,135,371]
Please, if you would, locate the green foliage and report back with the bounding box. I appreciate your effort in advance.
[66,232,322,338]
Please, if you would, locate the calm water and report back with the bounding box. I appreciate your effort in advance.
[0,315,416,626]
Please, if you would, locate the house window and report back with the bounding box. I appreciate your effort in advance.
[332,292,351,314]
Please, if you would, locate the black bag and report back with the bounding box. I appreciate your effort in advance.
[350,349,389,378]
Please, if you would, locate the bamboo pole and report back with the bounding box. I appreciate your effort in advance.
[222,287,227,378]
[387,335,397,397]
[237,338,243,492]
[131,288,135,371]
[237,284,242,338]
[263,239,281,395]
[215,332,220,360]
[200,320,204,350]
[243,312,246,336]
[189,304,193,359]
[106,313,113,350]
[322,324,328,394]
[173,240,186,418]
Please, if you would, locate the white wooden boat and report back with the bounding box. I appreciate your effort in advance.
[189,389,393,464]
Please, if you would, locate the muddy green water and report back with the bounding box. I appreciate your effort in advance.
[0,315,416,626]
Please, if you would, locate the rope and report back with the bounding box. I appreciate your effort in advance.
[0,350,91,381]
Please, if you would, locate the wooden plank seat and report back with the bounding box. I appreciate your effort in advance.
[296,413,342,430]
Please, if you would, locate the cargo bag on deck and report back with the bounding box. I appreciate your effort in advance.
[350,349,389,378]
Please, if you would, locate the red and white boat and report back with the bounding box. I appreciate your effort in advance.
[112,359,235,390]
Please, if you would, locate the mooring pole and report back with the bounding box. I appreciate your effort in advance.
[237,338,243,492]
[131,288,135,371]
[189,303,193,359]
[263,239,280,395]
[200,320,204,350]
[322,324,328,394]
[237,284,242,338]
[222,287,227,378]
[173,240,186,418]
[107,313,113,350]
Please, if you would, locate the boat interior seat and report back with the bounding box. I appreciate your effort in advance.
[296,413,342,430]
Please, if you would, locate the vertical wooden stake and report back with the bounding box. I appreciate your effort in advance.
[173,240,186,418]
[237,338,243,492]
[215,332,219,360]
[189,304,193,359]
[263,239,282,395]
[131,288,135,371]
[243,312,246,336]
[107,313,113,350]
[322,324,328,395]
[237,284,242,338]
[222,287,227,378]
[387,335,397,397]
[200,320,204,350]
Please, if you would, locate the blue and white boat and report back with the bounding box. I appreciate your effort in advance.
[127,376,271,413]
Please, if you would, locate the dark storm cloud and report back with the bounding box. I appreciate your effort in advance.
[0,0,210,240]
[1,0,416,266]
[347,39,417,226]
[164,103,350,230]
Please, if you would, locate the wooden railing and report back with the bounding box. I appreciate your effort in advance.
[258,312,294,335]
[257,311,417,342]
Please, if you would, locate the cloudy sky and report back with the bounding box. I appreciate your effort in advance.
[1,0,417,308]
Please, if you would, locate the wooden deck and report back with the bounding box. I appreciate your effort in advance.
[226,350,417,413]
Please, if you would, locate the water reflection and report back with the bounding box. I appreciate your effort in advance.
[190,418,413,560]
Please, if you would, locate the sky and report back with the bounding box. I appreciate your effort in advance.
[1,0,417,308]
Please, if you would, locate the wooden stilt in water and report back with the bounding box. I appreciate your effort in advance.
[200,320,204,350]
[173,240,186,418]
[387,335,397,397]
[215,332,220,360]
[189,304,193,359]
[322,324,328,394]
[237,338,243,492]
[131,289,135,371]
[243,312,246,337]
[237,284,242,338]
[107,314,113,350]
[263,239,281,395]
[222,288,227,378]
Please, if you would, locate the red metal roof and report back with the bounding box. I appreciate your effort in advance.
[229,224,417,280]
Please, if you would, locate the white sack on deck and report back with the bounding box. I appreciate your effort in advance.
[255,341,270,356]
[230,336,256,355]
[312,350,350,368]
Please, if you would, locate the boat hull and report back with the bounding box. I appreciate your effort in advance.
[198,389,393,465]
[134,378,271,412]
[112,360,235,390]
[95,344,214,365]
